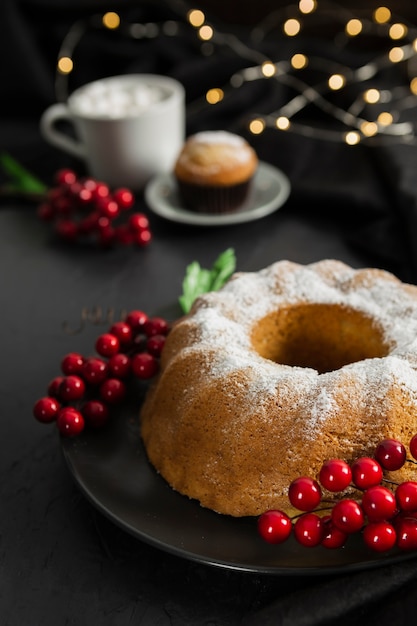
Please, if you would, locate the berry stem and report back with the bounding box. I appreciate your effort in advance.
[290,506,333,521]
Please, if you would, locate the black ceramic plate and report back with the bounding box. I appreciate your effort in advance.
[61,397,417,575]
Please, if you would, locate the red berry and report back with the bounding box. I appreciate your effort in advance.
[131,352,159,379]
[132,334,147,352]
[109,321,133,346]
[95,333,120,357]
[91,181,110,200]
[395,516,417,550]
[129,212,149,230]
[68,181,83,198]
[82,400,110,428]
[99,378,126,404]
[319,459,352,492]
[321,516,348,549]
[108,353,131,378]
[33,396,61,423]
[293,513,324,547]
[375,438,406,471]
[113,187,135,209]
[78,211,100,235]
[56,407,85,437]
[97,197,120,219]
[53,196,73,215]
[396,481,417,512]
[410,434,417,460]
[115,225,135,246]
[55,219,78,241]
[77,186,94,205]
[37,202,55,221]
[96,215,111,231]
[135,228,152,246]
[97,225,116,247]
[331,499,365,534]
[81,177,99,192]
[144,316,169,337]
[61,352,85,375]
[146,334,166,357]
[48,376,64,397]
[351,457,383,489]
[59,375,86,402]
[82,357,109,385]
[55,168,77,186]
[125,310,148,331]
[69,182,94,205]
[288,477,322,512]
[257,510,292,544]
[361,485,397,522]
[363,521,396,552]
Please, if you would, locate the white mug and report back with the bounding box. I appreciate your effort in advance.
[40,74,185,190]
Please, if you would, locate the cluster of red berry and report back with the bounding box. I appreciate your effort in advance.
[258,437,417,553]
[36,169,152,248]
[33,310,169,437]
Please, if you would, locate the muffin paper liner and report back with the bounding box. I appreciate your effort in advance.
[176,179,252,214]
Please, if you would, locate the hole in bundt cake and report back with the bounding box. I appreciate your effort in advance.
[250,303,389,374]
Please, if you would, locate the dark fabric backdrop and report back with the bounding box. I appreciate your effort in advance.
[3,0,417,282]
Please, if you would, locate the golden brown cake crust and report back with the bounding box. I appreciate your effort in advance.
[140,260,417,517]
[174,131,258,186]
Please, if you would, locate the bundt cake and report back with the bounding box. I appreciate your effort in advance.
[140,260,417,517]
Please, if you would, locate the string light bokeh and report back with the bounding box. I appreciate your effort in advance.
[54,1,417,146]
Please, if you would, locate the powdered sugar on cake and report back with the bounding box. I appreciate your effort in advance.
[184,131,254,166]
[178,259,417,439]
[190,131,248,148]
[193,260,417,354]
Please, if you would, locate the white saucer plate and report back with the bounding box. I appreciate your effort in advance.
[144,161,291,226]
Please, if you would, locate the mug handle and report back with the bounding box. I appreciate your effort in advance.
[40,104,86,159]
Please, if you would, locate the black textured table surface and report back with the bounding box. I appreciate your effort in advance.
[3,1,417,625]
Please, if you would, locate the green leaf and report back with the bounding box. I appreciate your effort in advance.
[178,262,209,314]
[178,248,236,314]
[209,248,236,292]
[0,152,48,195]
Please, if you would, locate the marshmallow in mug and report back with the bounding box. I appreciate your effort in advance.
[40,74,185,189]
[71,79,167,118]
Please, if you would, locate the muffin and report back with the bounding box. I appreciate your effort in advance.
[173,131,258,214]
